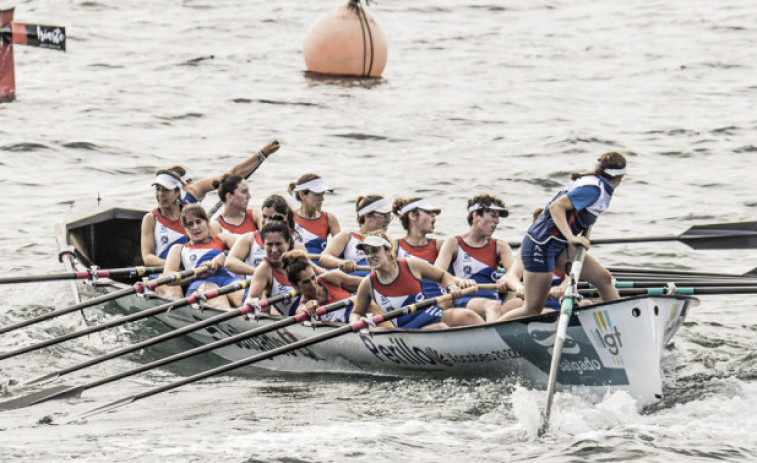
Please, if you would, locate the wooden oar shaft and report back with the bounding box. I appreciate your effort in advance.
[0,266,163,285]
[0,266,204,336]
[581,279,757,289]
[0,266,214,359]
[581,286,757,297]
[25,286,290,386]
[79,293,348,392]
[75,286,484,420]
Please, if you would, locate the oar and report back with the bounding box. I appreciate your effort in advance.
[541,226,593,436]
[580,286,757,297]
[510,220,757,250]
[0,269,243,361]
[207,139,280,216]
[609,266,757,280]
[0,265,163,285]
[54,222,90,329]
[0,293,351,411]
[24,289,299,387]
[0,265,208,336]
[307,254,370,272]
[581,279,757,289]
[72,285,489,421]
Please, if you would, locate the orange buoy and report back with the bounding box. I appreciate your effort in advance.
[303,1,387,78]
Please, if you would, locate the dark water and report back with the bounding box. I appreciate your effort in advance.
[1,0,756,461]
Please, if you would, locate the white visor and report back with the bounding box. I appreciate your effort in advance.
[358,198,391,217]
[604,167,626,176]
[356,235,392,251]
[293,178,332,193]
[152,173,182,190]
[467,202,509,217]
[398,199,441,216]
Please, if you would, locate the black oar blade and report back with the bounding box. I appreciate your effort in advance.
[0,384,83,411]
[682,221,757,250]
[745,267,757,278]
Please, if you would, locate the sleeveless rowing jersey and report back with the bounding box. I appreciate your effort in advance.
[527,174,615,245]
[243,231,266,269]
[216,209,258,235]
[294,212,330,254]
[152,208,187,259]
[449,236,501,302]
[181,236,226,272]
[396,238,444,298]
[370,259,443,329]
[341,232,369,277]
[311,276,353,323]
[179,188,199,205]
[268,260,300,316]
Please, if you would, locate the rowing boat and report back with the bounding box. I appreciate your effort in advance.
[62,206,697,408]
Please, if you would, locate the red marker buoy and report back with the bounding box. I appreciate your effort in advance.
[303,0,387,78]
[1,7,66,103]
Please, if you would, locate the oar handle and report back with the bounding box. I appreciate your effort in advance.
[0,266,164,285]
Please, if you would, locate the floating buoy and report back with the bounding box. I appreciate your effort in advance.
[0,7,66,103]
[303,0,387,78]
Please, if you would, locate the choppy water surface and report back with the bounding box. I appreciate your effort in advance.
[1,0,757,461]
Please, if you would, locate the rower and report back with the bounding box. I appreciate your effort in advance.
[226,194,307,277]
[392,197,446,301]
[282,250,364,323]
[500,151,626,322]
[349,232,484,329]
[244,221,302,317]
[209,173,261,241]
[434,194,520,322]
[288,173,342,257]
[160,205,245,307]
[140,170,188,267]
[319,195,392,277]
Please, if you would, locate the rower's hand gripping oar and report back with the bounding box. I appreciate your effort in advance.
[207,139,280,217]
[540,226,593,437]
[70,285,489,421]
[509,220,757,250]
[22,289,298,387]
[0,265,163,285]
[0,265,209,341]
[0,291,356,411]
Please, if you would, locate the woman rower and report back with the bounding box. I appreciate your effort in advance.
[500,151,626,321]
[392,197,446,300]
[288,173,342,256]
[320,195,392,277]
[434,194,519,322]
[226,194,305,277]
[209,173,261,239]
[140,170,188,267]
[282,250,363,323]
[245,221,302,317]
[160,204,245,307]
[349,232,484,329]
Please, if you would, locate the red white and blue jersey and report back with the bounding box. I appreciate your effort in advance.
[244,231,266,269]
[397,238,444,298]
[449,236,501,301]
[152,209,187,259]
[216,209,258,236]
[310,276,353,323]
[180,236,235,279]
[268,261,300,316]
[370,259,443,328]
[294,212,330,254]
[527,174,615,245]
[342,232,369,277]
